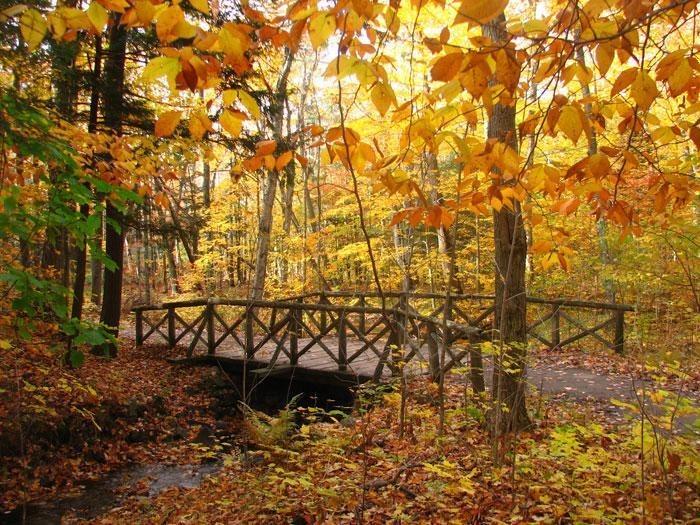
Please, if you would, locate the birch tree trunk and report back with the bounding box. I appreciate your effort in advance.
[249,49,294,300]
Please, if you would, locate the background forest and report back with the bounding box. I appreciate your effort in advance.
[0,0,699,523]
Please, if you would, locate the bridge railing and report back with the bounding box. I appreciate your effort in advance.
[294,291,634,354]
[131,292,634,379]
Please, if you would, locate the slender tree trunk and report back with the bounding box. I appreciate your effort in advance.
[426,152,463,293]
[97,18,128,356]
[483,15,531,434]
[73,36,103,319]
[89,37,104,307]
[91,209,103,305]
[70,207,88,320]
[42,5,80,283]
[250,49,294,300]
[576,45,616,301]
[144,199,152,304]
[279,162,295,285]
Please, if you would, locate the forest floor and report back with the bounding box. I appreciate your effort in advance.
[1,334,698,524]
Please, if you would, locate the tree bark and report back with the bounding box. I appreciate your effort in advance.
[483,15,531,434]
[97,18,128,356]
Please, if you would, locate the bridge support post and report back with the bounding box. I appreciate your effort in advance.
[135,310,143,346]
[614,310,624,354]
[206,303,215,355]
[167,308,175,348]
[551,305,560,350]
[338,311,347,371]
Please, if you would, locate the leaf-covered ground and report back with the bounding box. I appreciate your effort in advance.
[1,335,698,524]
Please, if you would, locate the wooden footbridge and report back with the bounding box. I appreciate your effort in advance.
[132,291,634,385]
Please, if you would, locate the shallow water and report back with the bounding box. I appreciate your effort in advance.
[2,461,222,524]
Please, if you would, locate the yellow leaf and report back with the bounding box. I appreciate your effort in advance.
[308,11,335,49]
[595,44,613,77]
[97,0,130,13]
[156,5,183,43]
[58,7,92,31]
[220,109,243,138]
[275,151,293,171]
[558,105,582,144]
[134,0,155,25]
[188,111,213,140]
[1,5,27,24]
[541,252,559,271]
[155,110,182,137]
[454,0,508,25]
[630,70,658,110]
[370,82,394,116]
[87,1,108,32]
[668,58,691,95]
[237,90,260,119]
[141,56,181,84]
[20,8,47,51]
[189,0,209,15]
[223,89,260,119]
[47,12,67,38]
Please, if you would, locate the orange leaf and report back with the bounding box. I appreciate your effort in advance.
[256,139,277,155]
[431,52,465,82]
[610,67,637,98]
[275,150,293,171]
[155,110,182,137]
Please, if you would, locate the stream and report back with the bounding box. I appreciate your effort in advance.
[2,461,223,524]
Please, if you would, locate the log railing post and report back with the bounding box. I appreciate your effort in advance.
[338,310,347,371]
[427,321,440,382]
[320,292,328,333]
[206,303,215,355]
[358,295,366,336]
[135,310,143,346]
[290,303,299,365]
[614,310,625,354]
[245,309,254,358]
[167,307,176,348]
[551,304,560,350]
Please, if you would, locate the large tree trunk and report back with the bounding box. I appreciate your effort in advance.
[483,15,531,434]
[97,18,128,356]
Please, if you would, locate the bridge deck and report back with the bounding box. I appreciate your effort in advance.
[155,328,436,383]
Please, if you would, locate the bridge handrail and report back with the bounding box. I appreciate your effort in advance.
[131,292,634,313]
